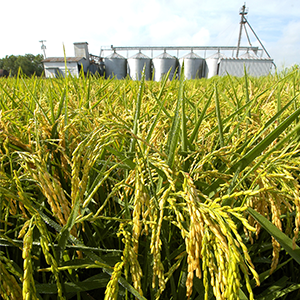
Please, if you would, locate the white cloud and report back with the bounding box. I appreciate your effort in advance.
[268,20,300,67]
[190,28,211,46]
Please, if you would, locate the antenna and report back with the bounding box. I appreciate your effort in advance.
[39,40,47,59]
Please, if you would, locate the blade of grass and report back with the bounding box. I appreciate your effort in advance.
[214,83,224,148]
[105,146,135,169]
[257,283,300,300]
[129,67,145,153]
[181,81,187,154]
[250,258,293,289]
[239,289,249,300]
[91,81,121,110]
[188,90,213,146]
[255,276,288,300]
[166,64,185,168]
[35,275,110,294]
[21,77,51,125]
[146,69,173,142]
[248,207,300,265]
[204,96,255,140]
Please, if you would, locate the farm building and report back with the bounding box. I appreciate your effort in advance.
[42,42,104,78]
[218,57,274,77]
[42,57,89,78]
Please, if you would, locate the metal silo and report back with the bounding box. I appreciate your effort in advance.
[152,51,177,81]
[104,52,127,79]
[179,52,205,79]
[205,52,227,78]
[128,52,151,80]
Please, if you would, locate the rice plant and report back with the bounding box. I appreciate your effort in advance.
[1,66,300,299]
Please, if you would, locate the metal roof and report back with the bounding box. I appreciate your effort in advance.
[129,52,150,59]
[221,57,273,61]
[207,52,227,59]
[105,52,126,59]
[42,57,85,62]
[154,52,176,59]
[180,52,203,60]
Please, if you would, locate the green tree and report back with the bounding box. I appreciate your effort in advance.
[0,54,44,77]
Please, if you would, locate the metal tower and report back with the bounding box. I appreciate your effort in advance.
[236,3,271,58]
[39,40,47,59]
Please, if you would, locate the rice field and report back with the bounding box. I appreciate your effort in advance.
[1,66,300,300]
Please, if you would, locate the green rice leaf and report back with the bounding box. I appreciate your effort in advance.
[166,65,185,168]
[129,66,145,153]
[255,276,289,300]
[188,90,213,146]
[214,83,224,147]
[248,208,300,265]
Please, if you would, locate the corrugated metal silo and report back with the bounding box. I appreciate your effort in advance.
[152,51,177,81]
[104,52,127,79]
[179,52,205,79]
[205,52,227,78]
[128,52,151,80]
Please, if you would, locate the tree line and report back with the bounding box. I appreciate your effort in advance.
[0,54,44,77]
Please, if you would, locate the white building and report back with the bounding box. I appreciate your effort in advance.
[217,53,274,77]
[42,42,91,78]
[42,57,89,78]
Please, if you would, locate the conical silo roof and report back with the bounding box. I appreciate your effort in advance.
[207,52,227,59]
[154,52,176,59]
[180,52,203,59]
[106,52,126,59]
[129,52,150,59]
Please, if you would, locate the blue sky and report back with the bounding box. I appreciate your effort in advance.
[2,0,299,68]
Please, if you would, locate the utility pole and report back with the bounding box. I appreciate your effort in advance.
[236,4,247,58]
[39,40,47,59]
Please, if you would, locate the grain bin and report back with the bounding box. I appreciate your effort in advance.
[128,51,151,80]
[104,52,127,79]
[152,51,177,81]
[179,51,205,79]
[205,52,227,78]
